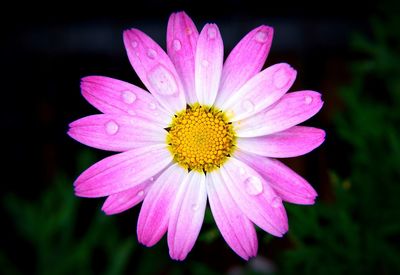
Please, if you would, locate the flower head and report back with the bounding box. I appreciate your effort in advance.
[68,11,325,260]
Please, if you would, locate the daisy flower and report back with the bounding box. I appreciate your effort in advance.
[68,11,325,260]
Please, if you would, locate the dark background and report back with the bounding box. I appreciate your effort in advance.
[2,0,400,274]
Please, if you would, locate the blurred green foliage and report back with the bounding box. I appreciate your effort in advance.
[2,150,136,275]
[278,13,400,275]
[1,150,221,274]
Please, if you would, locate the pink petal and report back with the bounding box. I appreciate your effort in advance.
[123,29,186,114]
[215,26,274,107]
[102,181,152,215]
[168,171,207,260]
[137,164,186,247]
[221,158,288,237]
[207,172,257,260]
[74,144,172,197]
[81,76,170,127]
[195,24,224,106]
[237,126,326,158]
[167,12,199,104]
[221,63,296,121]
[68,114,166,152]
[235,91,323,137]
[235,150,317,204]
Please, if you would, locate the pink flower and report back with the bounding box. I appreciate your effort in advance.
[68,11,324,260]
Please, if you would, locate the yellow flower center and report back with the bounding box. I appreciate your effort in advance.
[167,104,236,172]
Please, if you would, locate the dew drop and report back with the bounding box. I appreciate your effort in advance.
[105,120,119,135]
[149,177,154,181]
[129,118,136,125]
[147,65,178,95]
[305,95,313,104]
[172,39,182,51]
[273,68,289,89]
[244,176,263,196]
[207,27,217,39]
[148,102,157,110]
[147,48,157,59]
[118,197,127,203]
[242,100,255,112]
[131,40,138,48]
[255,30,268,43]
[271,197,282,208]
[191,203,199,211]
[137,190,145,197]
[201,59,209,67]
[121,90,137,104]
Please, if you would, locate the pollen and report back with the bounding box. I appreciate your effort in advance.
[167,104,236,172]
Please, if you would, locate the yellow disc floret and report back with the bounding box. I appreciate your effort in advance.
[167,104,236,172]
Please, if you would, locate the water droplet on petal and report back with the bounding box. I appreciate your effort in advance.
[135,52,140,57]
[149,177,154,181]
[273,68,289,89]
[305,95,313,104]
[271,197,282,208]
[147,65,178,96]
[147,48,157,59]
[192,203,199,211]
[148,102,157,110]
[118,197,127,203]
[121,90,137,104]
[201,59,209,67]
[137,190,145,197]
[239,167,246,175]
[255,30,268,43]
[131,40,138,48]
[172,39,182,51]
[207,27,217,39]
[105,120,119,135]
[245,176,263,196]
[242,100,255,112]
